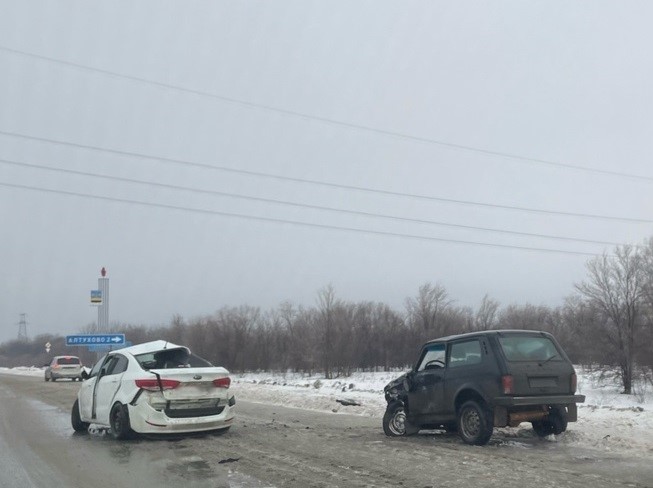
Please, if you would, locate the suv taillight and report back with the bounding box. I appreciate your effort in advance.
[501,375,514,395]
[570,373,577,393]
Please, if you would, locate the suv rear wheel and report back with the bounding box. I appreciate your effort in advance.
[532,406,568,437]
[457,400,493,446]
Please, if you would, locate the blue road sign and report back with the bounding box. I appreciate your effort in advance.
[66,334,125,346]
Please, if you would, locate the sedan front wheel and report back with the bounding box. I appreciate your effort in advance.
[71,399,89,433]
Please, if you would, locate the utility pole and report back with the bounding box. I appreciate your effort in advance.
[18,313,28,341]
[98,267,109,332]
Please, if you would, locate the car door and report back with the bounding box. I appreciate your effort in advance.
[406,343,446,422]
[94,354,129,425]
[442,338,486,416]
[79,355,106,421]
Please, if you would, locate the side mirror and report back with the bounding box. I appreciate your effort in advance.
[81,370,89,380]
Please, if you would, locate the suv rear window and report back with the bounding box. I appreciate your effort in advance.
[498,336,561,362]
[56,357,80,365]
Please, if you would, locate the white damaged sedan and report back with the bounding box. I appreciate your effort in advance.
[71,340,235,439]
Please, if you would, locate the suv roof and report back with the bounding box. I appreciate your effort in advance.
[424,329,552,346]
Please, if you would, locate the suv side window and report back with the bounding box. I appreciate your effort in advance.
[417,344,446,371]
[448,339,482,368]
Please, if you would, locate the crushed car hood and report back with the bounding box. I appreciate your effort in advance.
[384,372,408,393]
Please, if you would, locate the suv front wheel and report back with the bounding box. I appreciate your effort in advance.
[383,402,407,437]
[457,400,493,446]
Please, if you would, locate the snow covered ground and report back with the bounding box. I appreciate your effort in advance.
[2,365,651,457]
[230,367,653,457]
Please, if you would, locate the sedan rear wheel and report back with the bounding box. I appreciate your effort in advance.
[110,403,135,440]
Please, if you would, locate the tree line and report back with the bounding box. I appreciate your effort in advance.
[2,239,652,395]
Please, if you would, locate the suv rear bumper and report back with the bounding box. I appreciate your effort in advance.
[493,394,585,407]
[493,395,585,426]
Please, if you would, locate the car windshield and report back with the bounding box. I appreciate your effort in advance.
[56,357,80,365]
[498,336,561,362]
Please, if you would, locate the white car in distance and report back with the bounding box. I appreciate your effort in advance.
[71,340,235,439]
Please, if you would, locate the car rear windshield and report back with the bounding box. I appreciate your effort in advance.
[498,336,561,362]
[135,348,213,370]
[56,357,80,365]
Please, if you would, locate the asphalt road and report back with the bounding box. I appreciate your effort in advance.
[0,373,651,488]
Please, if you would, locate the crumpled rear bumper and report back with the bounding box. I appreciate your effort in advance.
[127,398,235,434]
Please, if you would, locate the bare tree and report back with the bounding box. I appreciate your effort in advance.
[475,294,500,330]
[499,304,553,332]
[640,238,653,372]
[167,314,186,344]
[278,302,318,374]
[575,245,646,394]
[642,237,653,312]
[405,283,453,340]
[316,285,338,378]
[560,296,608,366]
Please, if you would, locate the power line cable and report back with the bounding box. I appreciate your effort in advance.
[1,44,651,183]
[0,129,650,225]
[0,157,627,247]
[0,180,603,257]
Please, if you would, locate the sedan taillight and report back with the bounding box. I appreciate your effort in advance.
[135,379,180,391]
[213,377,231,388]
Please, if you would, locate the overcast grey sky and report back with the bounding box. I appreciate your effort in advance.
[1,1,652,344]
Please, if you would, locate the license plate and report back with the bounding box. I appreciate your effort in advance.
[170,399,219,410]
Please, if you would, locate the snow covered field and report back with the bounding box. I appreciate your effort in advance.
[230,367,653,457]
[2,365,651,457]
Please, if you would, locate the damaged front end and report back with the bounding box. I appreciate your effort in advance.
[383,372,421,436]
[383,373,408,404]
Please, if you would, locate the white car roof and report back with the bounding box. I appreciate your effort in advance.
[116,340,190,357]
